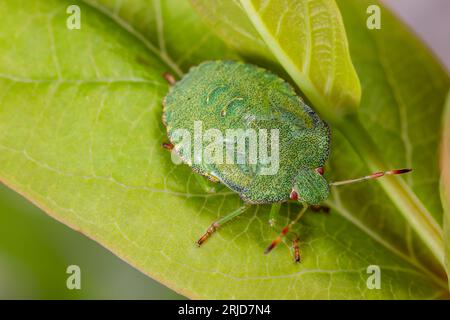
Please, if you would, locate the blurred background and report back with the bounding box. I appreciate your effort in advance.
[0,0,448,299]
[385,0,449,72]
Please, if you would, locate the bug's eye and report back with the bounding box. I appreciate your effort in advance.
[290,190,299,200]
[315,167,325,175]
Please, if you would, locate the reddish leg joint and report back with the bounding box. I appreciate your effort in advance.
[162,142,174,150]
[264,226,289,254]
[197,222,219,246]
[310,205,330,213]
[163,72,176,86]
[293,238,300,263]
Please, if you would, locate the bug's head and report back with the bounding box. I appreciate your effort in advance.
[290,167,329,205]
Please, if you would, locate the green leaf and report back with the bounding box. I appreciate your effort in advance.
[0,0,449,299]
[0,183,183,299]
[85,0,238,75]
[191,0,361,118]
[441,91,450,289]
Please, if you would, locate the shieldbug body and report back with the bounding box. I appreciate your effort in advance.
[162,60,410,262]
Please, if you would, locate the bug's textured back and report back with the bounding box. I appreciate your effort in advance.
[163,61,330,203]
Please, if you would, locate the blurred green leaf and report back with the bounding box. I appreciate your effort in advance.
[0,184,183,299]
[0,0,449,299]
[441,91,450,289]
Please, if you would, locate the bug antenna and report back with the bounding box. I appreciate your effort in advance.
[329,168,412,187]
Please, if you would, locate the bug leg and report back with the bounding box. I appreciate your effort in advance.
[162,72,176,86]
[162,142,174,150]
[310,205,330,213]
[197,205,250,246]
[292,237,301,263]
[193,174,218,194]
[265,203,308,254]
[268,203,281,228]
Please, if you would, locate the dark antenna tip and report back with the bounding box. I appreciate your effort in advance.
[389,168,412,175]
[330,168,413,187]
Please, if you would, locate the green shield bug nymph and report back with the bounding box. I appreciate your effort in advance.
[162,60,411,262]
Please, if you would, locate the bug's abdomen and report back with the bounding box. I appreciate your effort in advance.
[163,61,330,203]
